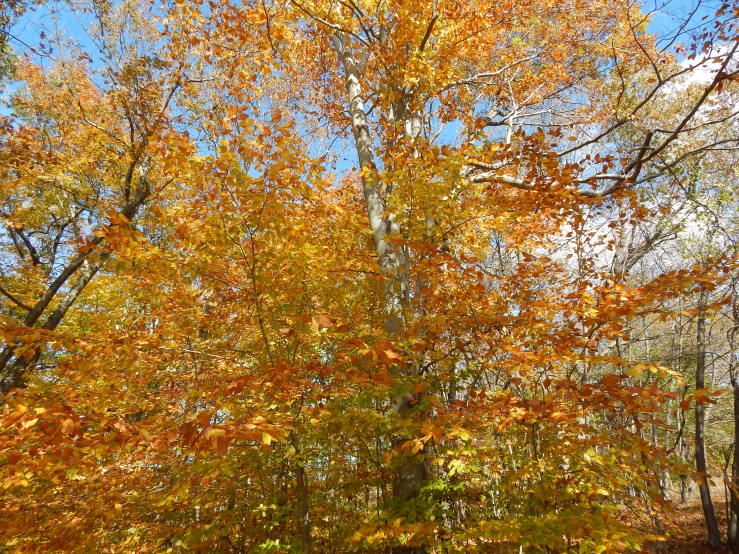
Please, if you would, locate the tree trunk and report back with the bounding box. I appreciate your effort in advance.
[678,312,692,504]
[729,386,739,551]
[696,289,722,547]
[296,462,310,554]
[662,402,672,500]
[331,33,426,553]
[728,277,739,551]
[680,421,691,504]
[0,259,104,394]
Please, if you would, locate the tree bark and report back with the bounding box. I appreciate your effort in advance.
[729,386,739,551]
[296,462,310,554]
[662,401,672,500]
[331,33,426,553]
[695,289,722,547]
[329,33,407,281]
[728,278,739,551]
[0,259,104,394]
[680,417,691,504]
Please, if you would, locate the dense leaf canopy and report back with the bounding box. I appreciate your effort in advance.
[1,0,738,552]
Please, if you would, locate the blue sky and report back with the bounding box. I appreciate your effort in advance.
[1,0,720,168]
[7,0,715,62]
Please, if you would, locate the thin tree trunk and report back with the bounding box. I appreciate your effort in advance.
[296,463,310,554]
[678,311,692,504]
[696,289,722,547]
[728,277,739,551]
[729,386,739,551]
[662,400,672,500]
[680,417,691,504]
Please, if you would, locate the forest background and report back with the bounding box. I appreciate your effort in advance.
[0,0,739,552]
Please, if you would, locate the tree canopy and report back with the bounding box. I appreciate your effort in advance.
[1,0,739,552]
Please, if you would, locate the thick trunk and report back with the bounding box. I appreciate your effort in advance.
[330,34,406,280]
[332,33,426,553]
[391,434,429,501]
[696,290,722,547]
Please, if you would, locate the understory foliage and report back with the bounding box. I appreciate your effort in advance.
[1,0,738,552]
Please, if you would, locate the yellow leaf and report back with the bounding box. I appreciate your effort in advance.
[23,418,38,429]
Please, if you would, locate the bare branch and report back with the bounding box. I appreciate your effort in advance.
[291,0,370,47]
[465,169,627,198]
[433,53,541,97]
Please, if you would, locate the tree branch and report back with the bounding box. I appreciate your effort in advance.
[14,227,41,266]
[291,0,370,47]
[418,14,438,52]
[0,284,32,311]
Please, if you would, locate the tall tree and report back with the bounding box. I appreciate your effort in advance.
[0,1,184,395]
[696,289,723,546]
[0,0,737,552]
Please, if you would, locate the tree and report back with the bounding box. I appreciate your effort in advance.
[0,1,183,395]
[1,0,738,552]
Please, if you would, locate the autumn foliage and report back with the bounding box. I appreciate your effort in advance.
[1,0,738,552]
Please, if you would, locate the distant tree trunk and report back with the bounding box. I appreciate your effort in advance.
[680,421,691,504]
[729,387,739,551]
[662,404,672,500]
[677,311,692,504]
[728,278,739,552]
[296,463,310,554]
[695,289,722,547]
